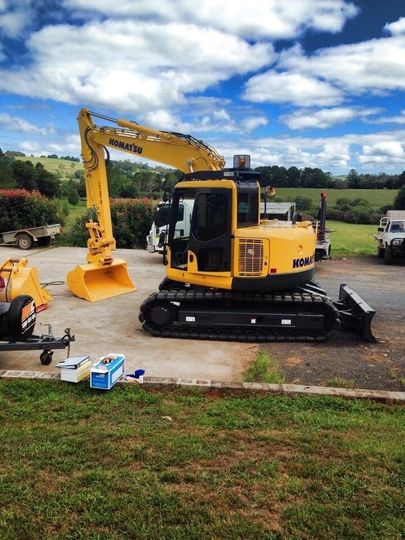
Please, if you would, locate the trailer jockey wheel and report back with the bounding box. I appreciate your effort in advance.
[7,295,36,341]
[40,350,53,365]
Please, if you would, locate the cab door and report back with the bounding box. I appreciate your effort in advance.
[187,188,232,272]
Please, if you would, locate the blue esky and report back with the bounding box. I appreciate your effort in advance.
[0,0,404,174]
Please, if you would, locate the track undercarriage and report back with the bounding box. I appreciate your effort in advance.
[139,280,376,343]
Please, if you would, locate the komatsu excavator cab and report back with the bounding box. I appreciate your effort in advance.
[165,155,316,293]
[168,156,261,273]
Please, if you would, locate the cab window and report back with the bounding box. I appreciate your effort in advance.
[191,192,228,241]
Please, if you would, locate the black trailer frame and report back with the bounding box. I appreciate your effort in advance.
[0,328,75,365]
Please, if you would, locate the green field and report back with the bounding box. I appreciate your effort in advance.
[0,380,403,539]
[327,221,376,256]
[15,156,82,178]
[275,187,397,209]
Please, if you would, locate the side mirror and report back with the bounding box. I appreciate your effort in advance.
[377,227,384,232]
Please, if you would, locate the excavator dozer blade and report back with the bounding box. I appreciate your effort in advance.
[334,284,376,342]
[0,258,51,312]
[66,259,136,302]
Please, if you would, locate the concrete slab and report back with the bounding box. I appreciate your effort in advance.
[0,246,257,379]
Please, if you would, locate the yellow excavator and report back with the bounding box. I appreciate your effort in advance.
[69,108,375,342]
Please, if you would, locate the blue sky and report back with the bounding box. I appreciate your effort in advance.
[0,0,404,174]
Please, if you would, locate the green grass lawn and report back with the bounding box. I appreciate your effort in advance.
[0,380,403,539]
[327,221,377,256]
[275,188,398,209]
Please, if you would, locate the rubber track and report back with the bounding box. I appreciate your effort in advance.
[139,289,339,343]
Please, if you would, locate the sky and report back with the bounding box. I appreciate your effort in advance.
[0,0,404,175]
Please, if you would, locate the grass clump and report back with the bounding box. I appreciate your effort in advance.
[243,350,285,384]
[326,377,356,389]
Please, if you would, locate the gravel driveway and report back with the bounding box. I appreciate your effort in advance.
[264,256,405,391]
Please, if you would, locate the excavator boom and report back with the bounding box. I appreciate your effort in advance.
[67,108,225,302]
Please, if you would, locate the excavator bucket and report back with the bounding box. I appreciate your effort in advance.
[66,259,136,302]
[0,258,51,312]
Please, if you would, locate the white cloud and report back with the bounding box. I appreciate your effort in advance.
[0,112,54,135]
[0,0,31,38]
[0,20,274,113]
[64,0,359,39]
[0,11,28,37]
[18,134,80,156]
[244,71,343,107]
[362,141,404,158]
[316,143,350,167]
[384,17,405,36]
[241,115,268,132]
[278,35,405,94]
[282,107,380,130]
[220,129,405,172]
[370,110,405,125]
[359,140,405,166]
[213,109,231,121]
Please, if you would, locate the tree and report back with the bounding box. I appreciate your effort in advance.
[0,148,15,188]
[67,188,80,206]
[287,166,300,186]
[34,162,61,198]
[300,167,329,188]
[12,159,37,190]
[394,185,405,210]
[347,169,359,188]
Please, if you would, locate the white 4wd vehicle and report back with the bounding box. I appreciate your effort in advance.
[374,210,405,264]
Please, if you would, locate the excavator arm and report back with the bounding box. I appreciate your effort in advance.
[67,108,225,301]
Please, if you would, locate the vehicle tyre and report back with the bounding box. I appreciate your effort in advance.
[377,246,384,258]
[7,295,36,340]
[384,247,394,265]
[16,232,34,250]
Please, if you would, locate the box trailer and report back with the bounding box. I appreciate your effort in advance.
[0,223,61,250]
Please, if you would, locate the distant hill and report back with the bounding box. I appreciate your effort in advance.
[14,155,83,179]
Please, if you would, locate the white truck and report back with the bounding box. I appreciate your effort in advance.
[374,210,405,264]
[146,200,193,264]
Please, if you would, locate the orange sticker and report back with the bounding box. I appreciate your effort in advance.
[21,302,34,321]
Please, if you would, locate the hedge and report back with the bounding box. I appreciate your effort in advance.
[67,198,156,248]
[0,189,64,232]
